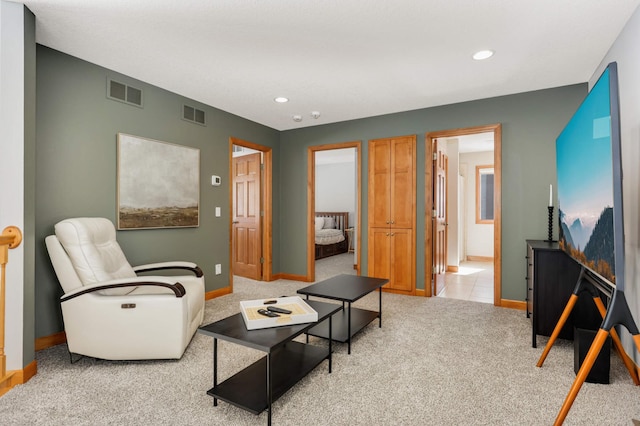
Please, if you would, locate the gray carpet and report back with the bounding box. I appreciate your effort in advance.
[314,252,356,281]
[1,267,639,425]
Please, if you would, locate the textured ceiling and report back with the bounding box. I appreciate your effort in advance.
[16,0,640,130]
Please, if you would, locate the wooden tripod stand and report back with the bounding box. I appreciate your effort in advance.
[536,268,640,425]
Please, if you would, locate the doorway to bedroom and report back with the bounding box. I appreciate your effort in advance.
[307,142,361,282]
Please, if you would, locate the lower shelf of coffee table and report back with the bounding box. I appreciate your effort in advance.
[207,341,328,415]
[306,307,378,342]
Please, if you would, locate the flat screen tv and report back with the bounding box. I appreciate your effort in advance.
[556,61,624,291]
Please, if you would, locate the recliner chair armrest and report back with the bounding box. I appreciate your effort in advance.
[60,276,186,303]
[132,261,203,277]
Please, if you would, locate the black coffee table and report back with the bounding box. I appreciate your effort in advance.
[297,274,388,354]
[198,299,341,426]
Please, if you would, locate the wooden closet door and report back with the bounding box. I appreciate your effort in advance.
[390,136,415,229]
[368,139,392,228]
[368,227,392,282]
[367,135,416,295]
[390,228,413,291]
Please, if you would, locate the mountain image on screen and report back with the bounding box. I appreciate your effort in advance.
[559,210,576,249]
[583,207,615,276]
[559,207,615,283]
[569,218,592,250]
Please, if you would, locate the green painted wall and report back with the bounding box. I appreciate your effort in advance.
[34,44,588,339]
[34,46,280,338]
[279,85,587,300]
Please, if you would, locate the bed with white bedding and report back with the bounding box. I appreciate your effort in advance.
[314,212,349,260]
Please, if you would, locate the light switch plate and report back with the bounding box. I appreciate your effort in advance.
[215,207,221,217]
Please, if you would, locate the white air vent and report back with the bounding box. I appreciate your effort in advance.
[183,104,206,126]
[107,79,143,107]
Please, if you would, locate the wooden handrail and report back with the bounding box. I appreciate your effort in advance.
[0,226,22,395]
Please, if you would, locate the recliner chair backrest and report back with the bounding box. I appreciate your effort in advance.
[54,218,137,295]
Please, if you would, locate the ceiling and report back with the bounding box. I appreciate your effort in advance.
[15,0,640,131]
[453,132,494,153]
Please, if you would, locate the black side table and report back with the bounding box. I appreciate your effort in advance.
[198,299,341,426]
[297,274,388,354]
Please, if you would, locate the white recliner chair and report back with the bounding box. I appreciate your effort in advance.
[45,217,205,361]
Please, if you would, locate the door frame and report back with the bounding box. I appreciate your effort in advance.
[307,141,362,282]
[229,137,273,289]
[425,124,502,306]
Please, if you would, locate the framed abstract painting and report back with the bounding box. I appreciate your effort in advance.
[117,133,200,230]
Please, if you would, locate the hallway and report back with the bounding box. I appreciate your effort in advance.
[437,260,494,304]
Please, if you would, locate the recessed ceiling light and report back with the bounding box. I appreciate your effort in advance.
[274,97,289,103]
[472,50,494,60]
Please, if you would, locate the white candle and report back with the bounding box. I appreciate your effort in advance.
[549,184,553,207]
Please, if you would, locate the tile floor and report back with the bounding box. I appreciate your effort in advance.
[437,260,494,304]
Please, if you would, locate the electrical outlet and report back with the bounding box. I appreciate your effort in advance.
[215,264,222,275]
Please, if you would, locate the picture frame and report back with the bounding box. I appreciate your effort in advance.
[117,133,200,230]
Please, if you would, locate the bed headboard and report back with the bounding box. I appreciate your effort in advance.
[315,212,349,232]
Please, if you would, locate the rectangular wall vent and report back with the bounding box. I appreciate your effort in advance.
[183,104,206,126]
[107,79,143,107]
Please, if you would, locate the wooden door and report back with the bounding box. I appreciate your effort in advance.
[368,227,392,285]
[433,138,448,295]
[390,228,413,291]
[390,136,415,229]
[232,152,262,280]
[368,139,392,228]
[368,135,416,294]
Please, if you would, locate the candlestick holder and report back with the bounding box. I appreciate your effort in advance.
[545,206,555,242]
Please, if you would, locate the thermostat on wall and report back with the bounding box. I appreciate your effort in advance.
[211,175,221,186]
